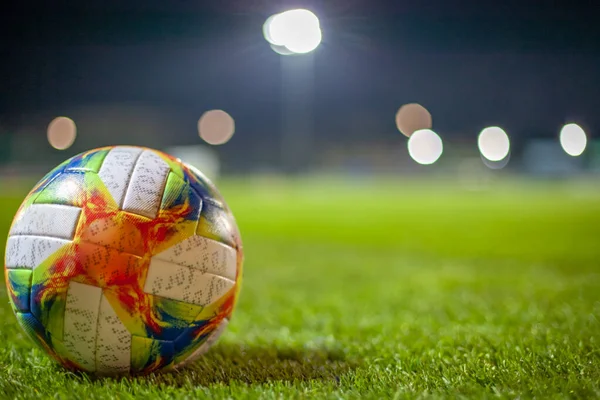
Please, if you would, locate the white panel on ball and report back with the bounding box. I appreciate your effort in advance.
[98,147,143,207]
[5,236,70,269]
[144,259,235,306]
[63,281,103,372]
[122,150,170,219]
[95,294,132,374]
[153,235,237,280]
[9,204,81,240]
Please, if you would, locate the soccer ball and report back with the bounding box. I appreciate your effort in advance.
[4,146,243,375]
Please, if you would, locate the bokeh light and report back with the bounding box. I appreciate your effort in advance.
[264,9,322,54]
[47,116,77,150]
[269,43,296,56]
[478,126,510,162]
[395,103,432,137]
[407,129,443,165]
[481,152,511,170]
[262,15,279,45]
[198,110,236,145]
[559,123,587,156]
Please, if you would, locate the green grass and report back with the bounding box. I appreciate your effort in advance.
[1,177,599,399]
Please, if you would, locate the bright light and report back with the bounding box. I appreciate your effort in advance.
[478,126,510,162]
[286,27,322,54]
[407,129,443,165]
[395,103,432,137]
[47,116,77,150]
[198,110,235,145]
[560,123,587,156]
[263,9,322,54]
[269,44,296,56]
[262,15,278,45]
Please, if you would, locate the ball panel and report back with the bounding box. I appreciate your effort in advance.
[6,269,32,312]
[185,164,225,207]
[16,312,48,346]
[16,309,88,373]
[122,150,171,219]
[100,289,202,341]
[101,290,150,338]
[96,294,132,374]
[71,171,201,261]
[145,295,205,340]
[143,258,235,306]
[18,147,107,215]
[157,153,224,207]
[97,146,144,208]
[30,276,67,340]
[79,211,151,258]
[62,281,103,372]
[50,333,84,370]
[30,249,73,340]
[159,173,202,222]
[131,335,174,374]
[175,318,230,368]
[63,147,111,174]
[16,312,61,361]
[196,201,239,248]
[5,236,71,269]
[13,148,108,218]
[160,172,203,222]
[153,172,202,255]
[172,291,236,364]
[66,241,147,289]
[25,159,71,203]
[9,204,81,240]
[152,235,237,279]
[34,172,86,207]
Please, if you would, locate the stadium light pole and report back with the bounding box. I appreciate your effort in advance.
[263,9,322,174]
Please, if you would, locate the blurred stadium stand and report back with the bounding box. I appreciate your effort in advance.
[1,107,598,182]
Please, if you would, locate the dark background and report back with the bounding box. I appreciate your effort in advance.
[1,1,599,143]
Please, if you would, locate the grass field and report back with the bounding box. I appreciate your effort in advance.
[1,177,599,399]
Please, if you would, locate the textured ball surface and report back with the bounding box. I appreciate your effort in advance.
[4,146,243,375]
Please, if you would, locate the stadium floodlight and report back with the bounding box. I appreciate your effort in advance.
[263,9,322,55]
[407,129,444,165]
[263,9,321,172]
[559,123,587,156]
[478,126,510,162]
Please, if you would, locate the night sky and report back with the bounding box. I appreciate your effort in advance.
[1,1,599,143]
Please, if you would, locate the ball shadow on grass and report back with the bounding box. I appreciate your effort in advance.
[168,343,356,386]
[73,342,357,387]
